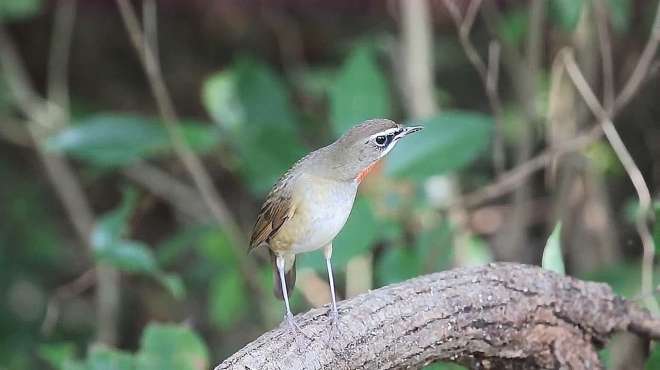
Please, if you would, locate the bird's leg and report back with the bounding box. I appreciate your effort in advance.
[323,244,339,322]
[276,255,306,336]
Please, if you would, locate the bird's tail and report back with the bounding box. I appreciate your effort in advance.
[269,250,296,300]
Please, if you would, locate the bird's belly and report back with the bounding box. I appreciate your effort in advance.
[290,180,357,254]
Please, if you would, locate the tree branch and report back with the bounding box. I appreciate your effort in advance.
[215,263,660,370]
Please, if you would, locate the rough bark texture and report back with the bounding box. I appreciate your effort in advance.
[216,263,660,370]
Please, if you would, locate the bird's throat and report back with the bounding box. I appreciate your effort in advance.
[356,160,381,183]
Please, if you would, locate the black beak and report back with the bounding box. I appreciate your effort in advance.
[396,125,423,139]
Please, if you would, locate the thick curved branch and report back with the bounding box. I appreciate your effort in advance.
[216,263,660,370]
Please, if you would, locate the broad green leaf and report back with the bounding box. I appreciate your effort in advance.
[542,223,565,274]
[385,111,492,180]
[203,58,306,194]
[330,46,391,137]
[606,0,631,34]
[197,228,236,267]
[300,197,379,271]
[462,236,493,267]
[46,114,218,167]
[92,189,138,250]
[202,71,243,130]
[416,221,454,273]
[38,343,78,370]
[647,343,660,370]
[136,323,209,370]
[95,240,158,273]
[209,271,247,329]
[497,8,529,47]
[156,273,185,300]
[0,0,42,21]
[87,345,134,370]
[156,226,211,267]
[236,126,306,193]
[377,247,419,285]
[549,0,584,32]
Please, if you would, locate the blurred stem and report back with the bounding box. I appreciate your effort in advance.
[114,0,266,316]
[456,0,660,212]
[400,0,472,265]
[401,0,437,117]
[563,52,658,313]
[0,6,121,344]
[441,0,506,175]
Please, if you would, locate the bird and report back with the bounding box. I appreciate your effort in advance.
[248,118,423,330]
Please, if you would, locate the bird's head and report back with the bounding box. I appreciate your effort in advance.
[326,118,423,182]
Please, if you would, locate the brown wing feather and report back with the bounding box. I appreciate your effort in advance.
[248,189,294,252]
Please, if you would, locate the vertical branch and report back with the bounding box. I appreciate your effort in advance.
[47,0,76,117]
[441,0,506,175]
[615,3,660,111]
[593,0,615,112]
[0,4,121,344]
[113,0,265,304]
[401,0,437,117]
[563,52,657,312]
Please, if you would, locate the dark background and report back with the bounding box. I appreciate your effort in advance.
[1,0,659,369]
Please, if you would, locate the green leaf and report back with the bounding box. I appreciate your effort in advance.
[95,240,158,273]
[87,345,134,370]
[549,0,584,31]
[416,221,454,273]
[46,114,218,167]
[209,271,247,329]
[157,273,186,300]
[377,247,419,285]
[542,223,565,274]
[0,0,42,21]
[136,324,209,370]
[38,343,78,370]
[385,111,492,180]
[92,188,138,250]
[646,343,660,370]
[497,8,529,47]
[606,0,631,34]
[422,362,468,370]
[330,46,391,137]
[300,197,379,271]
[462,236,493,267]
[203,58,306,194]
[202,71,243,130]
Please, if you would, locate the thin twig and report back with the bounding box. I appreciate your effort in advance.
[458,0,660,210]
[0,9,121,344]
[114,0,264,301]
[47,0,76,118]
[441,0,506,175]
[563,52,657,312]
[614,0,660,111]
[123,162,210,222]
[41,268,97,335]
[455,125,603,209]
[593,0,615,112]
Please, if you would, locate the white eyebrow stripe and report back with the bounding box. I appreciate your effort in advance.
[367,127,400,141]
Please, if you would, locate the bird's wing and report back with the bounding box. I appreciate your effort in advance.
[248,188,296,253]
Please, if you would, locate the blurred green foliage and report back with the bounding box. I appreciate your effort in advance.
[1,0,658,369]
[39,323,208,370]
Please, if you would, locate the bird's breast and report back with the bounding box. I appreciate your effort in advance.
[286,176,358,254]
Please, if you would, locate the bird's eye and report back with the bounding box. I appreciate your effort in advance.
[375,135,387,146]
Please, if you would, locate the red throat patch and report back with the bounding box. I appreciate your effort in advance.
[356,160,381,183]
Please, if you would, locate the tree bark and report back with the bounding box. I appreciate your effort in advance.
[215,263,660,370]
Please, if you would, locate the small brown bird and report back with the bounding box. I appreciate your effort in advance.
[249,119,422,329]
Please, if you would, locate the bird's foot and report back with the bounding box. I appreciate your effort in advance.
[281,312,312,341]
[325,307,342,344]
